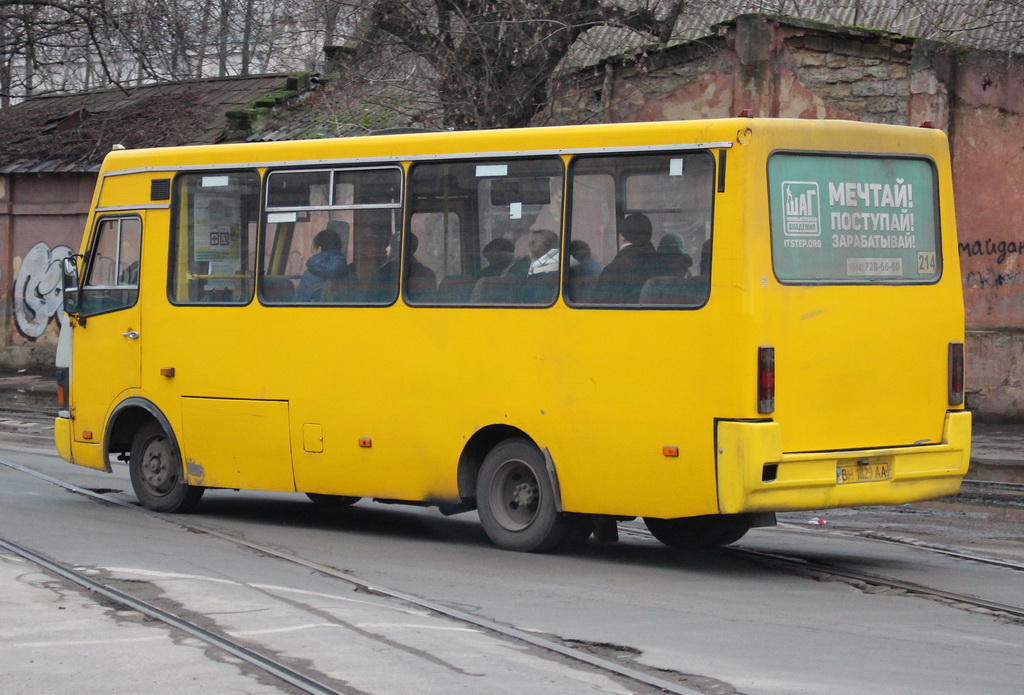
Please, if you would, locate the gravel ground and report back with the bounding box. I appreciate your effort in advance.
[779,502,1024,564]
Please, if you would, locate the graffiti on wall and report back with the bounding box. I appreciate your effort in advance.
[960,238,1024,290]
[13,241,74,340]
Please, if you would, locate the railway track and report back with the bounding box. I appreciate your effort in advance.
[727,545,1024,622]
[0,457,706,695]
[2,455,1022,695]
[956,479,1024,508]
[0,535,342,695]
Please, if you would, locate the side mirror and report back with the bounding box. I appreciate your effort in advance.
[61,256,81,315]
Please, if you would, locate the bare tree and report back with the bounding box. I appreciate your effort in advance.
[0,0,1021,111]
[0,0,336,103]
[352,0,687,129]
[0,1,105,104]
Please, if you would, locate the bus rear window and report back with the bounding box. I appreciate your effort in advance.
[768,153,940,284]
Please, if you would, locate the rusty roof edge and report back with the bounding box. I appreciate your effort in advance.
[15,72,299,104]
[222,72,318,142]
[0,72,316,171]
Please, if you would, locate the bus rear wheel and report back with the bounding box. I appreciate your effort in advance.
[643,514,752,550]
[129,420,204,513]
[477,438,571,552]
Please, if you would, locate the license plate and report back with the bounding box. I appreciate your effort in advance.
[836,460,891,485]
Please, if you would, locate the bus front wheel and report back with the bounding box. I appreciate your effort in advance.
[129,420,204,513]
[477,438,571,552]
[643,514,752,549]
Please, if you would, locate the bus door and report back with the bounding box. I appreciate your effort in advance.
[70,213,144,458]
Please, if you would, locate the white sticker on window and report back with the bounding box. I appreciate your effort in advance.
[476,164,508,177]
[267,212,298,223]
[669,159,684,176]
[509,202,522,220]
[202,176,230,187]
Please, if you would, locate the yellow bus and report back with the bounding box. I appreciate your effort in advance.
[55,117,971,552]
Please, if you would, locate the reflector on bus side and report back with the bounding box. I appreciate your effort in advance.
[758,346,775,414]
[948,342,965,406]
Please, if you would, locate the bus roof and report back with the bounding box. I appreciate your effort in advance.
[98,118,948,176]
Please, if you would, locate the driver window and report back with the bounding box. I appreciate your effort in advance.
[80,216,141,315]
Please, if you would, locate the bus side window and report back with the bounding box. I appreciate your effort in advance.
[407,158,564,306]
[79,216,141,316]
[169,171,260,305]
[567,152,714,308]
[261,167,402,305]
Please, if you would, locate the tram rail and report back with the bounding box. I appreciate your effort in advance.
[0,457,705,695]
[2,453,1022,692]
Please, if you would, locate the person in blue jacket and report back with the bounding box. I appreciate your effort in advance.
[294,228,350,302]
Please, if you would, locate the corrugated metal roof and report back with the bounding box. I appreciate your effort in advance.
[562,2,1021,69]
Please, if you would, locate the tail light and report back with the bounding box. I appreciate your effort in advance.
[758,346,775,414]
[948,342,964,406]
[55,367,69,409]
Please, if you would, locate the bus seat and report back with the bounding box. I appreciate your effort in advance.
[262,276,295,303]
[437,275,477,304]
[471,276,522,304]
[407,273,437,304]
[640,276,710,306]
[321,277,357,303]
[520,273,558,305]
[567,275,597,303]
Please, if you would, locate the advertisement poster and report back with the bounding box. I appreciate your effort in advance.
[769,154,939,282]
[192,178,242,265]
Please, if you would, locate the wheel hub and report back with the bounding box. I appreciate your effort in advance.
[510,481,537,510]
[489,459,542,531]
[141,438,175,494]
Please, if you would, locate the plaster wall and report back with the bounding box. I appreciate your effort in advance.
[0,172,92,369]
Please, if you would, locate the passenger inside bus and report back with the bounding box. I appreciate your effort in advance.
[522,229,560,304]
[567,239,601,303]
[294,228,351,302]
[526,229,560,277]
[654,233,693,279]
[370,232,437,303]
[594,214,661,303]
[568,239,601,278]
[478,238,515,277]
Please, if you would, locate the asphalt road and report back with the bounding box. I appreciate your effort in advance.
[1,438,1021,695]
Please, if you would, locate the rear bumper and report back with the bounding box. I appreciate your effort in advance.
[54,416,73,463]
[716,411,972,513]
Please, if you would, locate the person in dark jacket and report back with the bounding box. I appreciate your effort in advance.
[479,238,516,277]
[369,232,437,302]
[594,214,661,303]
[294,228,350,302]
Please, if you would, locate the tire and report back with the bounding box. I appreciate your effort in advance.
[643,514,752,550]
[129,420,204,513]
[306,492,361,508]
[476,438,572,552]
